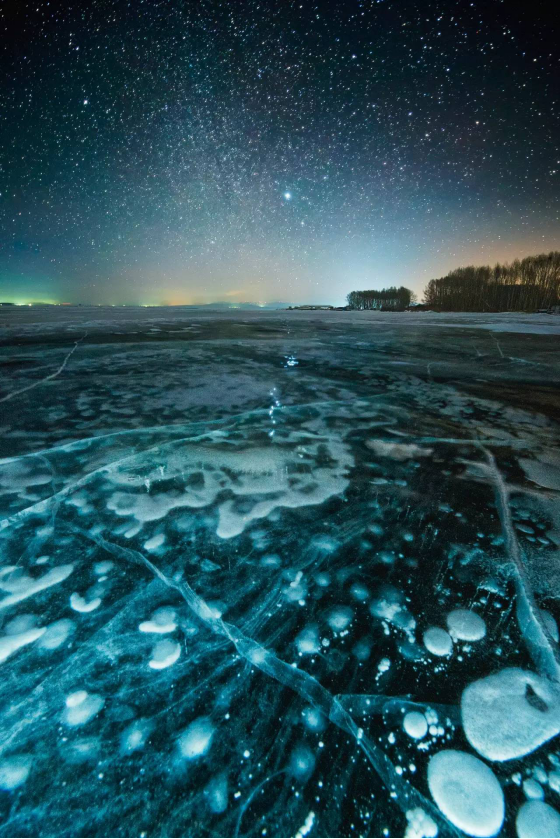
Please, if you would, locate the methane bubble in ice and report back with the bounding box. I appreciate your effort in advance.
[461,668,560,761]
[404,807,438,838]
[428,749,504,837]
[423,626,452,656]
[0,755,32,790]
[516,800,560,838]
[326,607,353,632]
[446,608,486,641]
[296,625,321,654]
[38,618,75,650]
[139,607,177,634]
[148,639,180,669]
[204,773,228,814]
[70,591,102,613]
[120,720,154,756]
[290,744,316,780]
[178,717,215,760]
[403,711,428,740]
[63,691,105,727]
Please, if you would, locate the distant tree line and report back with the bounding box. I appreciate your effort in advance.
[346,286,414,310]
[423,251,560,311]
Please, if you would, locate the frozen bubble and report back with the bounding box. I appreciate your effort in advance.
[70,591,102,613]
[302,707,326,732]
[5,614,37,634]
[516,800,560,838]
[148,639,180,669]
[62,737,101,765]
[63,691,104,727]
[423,627,452,657]
[139,606,177,634]
[549,770,560,793]
[353,638,372,661]
[38,618,75,650]
[178,717,214,760]
[522,778,544,800]
[290,744,316,780]
[428,749,504,837]
[0,755,32,790]
[296,625,320,655]
[143,533,166,552]
[350,583,369,602]
[370,585,416,636]
[120,720,154,755]
[404,807,438,838]
[0,626,46,663]
[462,668,560,761]
[0,564,73,609]
[204,773,228,814]
[403,711,428,740]
[446,608,486,641]
[326,606,353,632]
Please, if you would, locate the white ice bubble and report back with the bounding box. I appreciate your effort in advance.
[446,608,486,641]
[522,778,544,800]
[0,626,46,663]
[120,719,154,755]
[302,707,326,732]
[461,668,560,761]
[148,639,180,669]
[5,614,37,634]
[178,717,215,759]
[0,564,73,610]
[290,744,316,780]
[327,606,353,632]
[423,627,452,657]
[296,626,320,655]
[139,606,177,634]
[38,618,75,650]
[428,749,504,837]
[63,690,105,727]
[62,737,101,765]
[403,711,428,740]
[70,591,102,613]
[143,533,166,552]
[204,773,228,814]
[94,561,114,576]
[0,755,32,790]
[516,800,560,838]
[404,807,438,838]
[370,585,416,638]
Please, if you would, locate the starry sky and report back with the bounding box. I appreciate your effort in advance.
[1,0,559,306]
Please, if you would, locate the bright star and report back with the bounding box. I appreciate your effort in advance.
[284,192,291,200]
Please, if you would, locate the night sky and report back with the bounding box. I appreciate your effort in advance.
[1,0,559,305]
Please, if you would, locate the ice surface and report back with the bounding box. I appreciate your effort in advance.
[0,308,559,836]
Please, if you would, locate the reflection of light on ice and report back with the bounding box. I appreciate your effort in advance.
[268,387,282,438]
[284,355,298,367]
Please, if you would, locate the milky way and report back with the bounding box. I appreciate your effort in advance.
[1,0,559,304]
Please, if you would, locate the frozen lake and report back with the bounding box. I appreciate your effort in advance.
[0,307,560,837]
